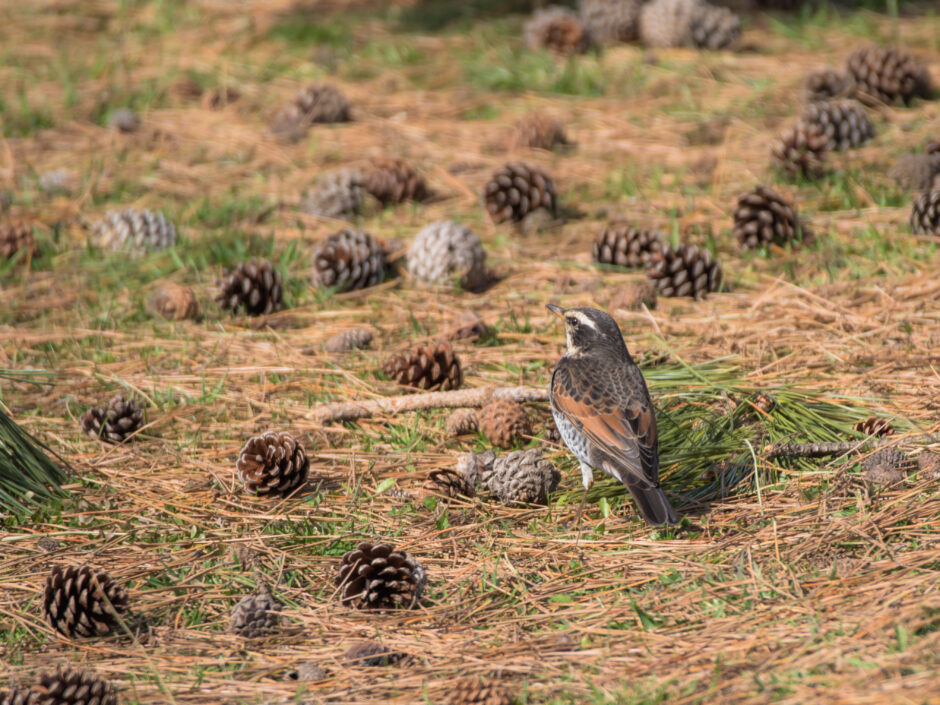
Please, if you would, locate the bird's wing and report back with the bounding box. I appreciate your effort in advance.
[551,361,659,489]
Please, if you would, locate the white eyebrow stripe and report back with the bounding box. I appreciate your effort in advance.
[569,311,598,330]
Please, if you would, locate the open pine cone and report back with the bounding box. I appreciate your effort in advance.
[446,408,480,438]
[640,0,738,50]
[424,469,476,499]
[445,677,516,705]
[20,666,118,705]
[217,259,283,316]
[888,153,940,192]
[484,162,557,224]
[270,82,351,139]
[230,587,282,638]
[236,431,309,498]
[579,0,642,45]
[799,99,874,151]
[592,222,664,268]
[732,185,806,249]
[312,228,386,292]
[324,327,373,353]
[382,341,463,391]
[302,168,365,220]
[846,46,931,106]
[0,221,35,259]
[80,395,144,444]
[508,113,568,151]
[361,158,430,205]
[771,123,829,179]
[910,189,940,236]
[43,565,128,638]
[334,542,426,610]
[646,244,723,299]
[854,416,894,438]
[478,399,530,449]
[147,281,199,320]
[486,449,560,505]
[802,67,856,103]
[524,6,592,55]
[406,220,488,292]
[91,207,176,255]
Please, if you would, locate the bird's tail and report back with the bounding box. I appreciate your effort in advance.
[627,484,679,526]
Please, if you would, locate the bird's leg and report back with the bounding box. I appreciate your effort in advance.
[572,463,594,546]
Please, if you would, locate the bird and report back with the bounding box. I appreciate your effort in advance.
[547,304,678,526]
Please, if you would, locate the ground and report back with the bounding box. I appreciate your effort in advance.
[1,1,939,704]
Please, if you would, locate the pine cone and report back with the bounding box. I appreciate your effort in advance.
[361,158,430,205]
[230,588,282,638]
[147,281,199,320]
[926,140,940,156]
[688,3,739,51]
[406,220,488,292]
[0,221,35,259]
[0,687,35,705]
[543,422,561,445]
[732,185,805,249]
[302,169,365,219]
[345,641,406,666]
[888,153,940,192]
[446,408,480,438]
[43,565,128,638]
[799,100,874,151]
[771,123,828,179]
[31,666,117,705]
[324,327,373,353]
[854,416,894,437]
[80,395,144,444]
[639,0,737,50]
[312,229,386,292]
[478,399,530,449]
[445,677,515,705]
[802,68,856,103]
[609,280,657,311]
[236,431,309,498]
[270,82,351,139]
[284,663,326,681]
[456,450,497,492]
[592,222,664,268]
[108,108,139,132]
[910,188,940,236]
[861,447,913,486]
[484,162,557,224]
[508,114,568,151]
[486,449,560,505]
[334,542,426,610]
[382,341,463,391]
[579,0,642,44]
[524,6,592,55]
[216,259,283,316]
[846,46,931,106]
[425,469,477,498]
[91,207,176,255]
[646,244,723,299]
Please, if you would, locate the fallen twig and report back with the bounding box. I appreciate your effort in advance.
[765,434,940,460]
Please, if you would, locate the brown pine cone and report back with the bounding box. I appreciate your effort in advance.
[91,207,176,255]
[446,408,480,437]
[445,677,515,705]
[425,469,476,498]
[592,222,664,268]
[382,341,463,391]
[43,565,128,638]
[31,666,117,705]
[771,123,829,179]
[888,153,940,192]
[361,158,430,205]
[236,431,309,498]
[0,221,35,259]
[543,422,561,445]
[854,416,894,438]
[80,395,144,444]
[688,2,739,51]
[302,168,365,220]
[217,259,283,316]
[484,162,557,224]
[579,0,642,44]
[456,450,497,492]
[334,542,426,610]
[270,82,351,140]
[344,640,407,666]
[0,687,35,705]
[732,185,806,249]
[799,99,874,151]
[324,327,373,353]
[910,188,940,236]
[312,228,386,292]
[147,281,199,320]
[926,140,940,156]
[846,46,931,106]
[478,399,530,449]
[508,114,569,151]
[524,6,592,55]
[485,449,560,505]
[802,67,856,103]
[230,588,282,638]
[646,244,723,299]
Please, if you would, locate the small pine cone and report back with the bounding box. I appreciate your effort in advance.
[302,169,365,219]
[524,6,592,55]
[334,542,426,610]
[543,422,561,445]
[0,687,36,705]
[445,677,515,705]
[217,259,283,316]
[646,244,723,299]
[478,399,530,449]
[456,450,497,491]
[361,158,430,205]
[579,0,642,44]
[270,82,351,138]
[509,113,569,151]
[609,280,657,311]
[382,341,463,391]
[803,68,856,103]
[771,123,829,179]
[910,189,940,236]
[32,666,117,705]
[861,447,914,486]
[91,207,176,255]
[230,589,282,638]
[733,185,805,249]
[446,408,480,437]
[344,641,405,667]
[799,100,874,151]
[888,153,940,192]
[108,108,139,132]
[641,0,735,49]
[0,221,35,259]
[484,162,557,224]
[312,228,386,292]
[236,431,310,498]
[688,3,739,51]
[406,220,488,292]
[325,327,373,353]
[592,222,664,268]
[147,281,199,320]
[80,395,144,444]
[486,450,560,505]
[444,311,490,343]
[426,469,477,499]
[846,46,931,106]
[43,565,128,638]
[854,416,894,438]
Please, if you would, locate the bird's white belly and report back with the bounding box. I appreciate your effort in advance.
[551,407,592,468]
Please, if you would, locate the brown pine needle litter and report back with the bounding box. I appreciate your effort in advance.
[1,2,940,704]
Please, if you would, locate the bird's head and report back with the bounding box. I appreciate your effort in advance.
[546,305,629,359]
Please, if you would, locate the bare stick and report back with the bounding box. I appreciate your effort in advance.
[765,433,940,460]
[309,386,549,424]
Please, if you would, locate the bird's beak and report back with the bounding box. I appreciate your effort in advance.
[546,303,565,319]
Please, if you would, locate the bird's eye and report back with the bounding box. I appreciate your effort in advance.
[567,317,578,328]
